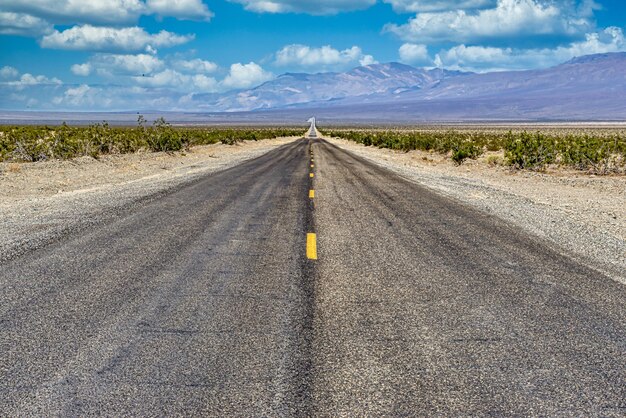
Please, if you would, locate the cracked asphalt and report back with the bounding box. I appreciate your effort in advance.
[0,138,624,416]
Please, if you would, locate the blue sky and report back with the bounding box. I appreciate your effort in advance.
[0,0,624,111]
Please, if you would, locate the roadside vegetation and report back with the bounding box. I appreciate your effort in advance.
[0,116,303,162]
[322,127,626,174]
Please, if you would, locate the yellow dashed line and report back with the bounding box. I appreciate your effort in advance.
[309,190,315,198]
[310,173,314,178]
[306,233,317,260]
[311,164,314,168]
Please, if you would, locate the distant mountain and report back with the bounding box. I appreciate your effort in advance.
[389,52,626,102]
[195,63,469,112]
[195,52,626,121]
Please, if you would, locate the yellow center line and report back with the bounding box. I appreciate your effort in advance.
[310,173,314,178]
[309,190,315,198]
[306,233,317,260]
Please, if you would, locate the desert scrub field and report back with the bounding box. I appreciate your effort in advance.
[0,117,304,162]
[321,127,626,174]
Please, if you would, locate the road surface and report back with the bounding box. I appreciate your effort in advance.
[1,137,625,416]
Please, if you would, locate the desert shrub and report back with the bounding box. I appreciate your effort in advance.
[0,120,305,162]
[322,127,625,174]
[9,127,52,161]
[0,130,15,161]
[451,141,482,165]
[146,117,184,152]
[504,131,556,170]
[486,155,503,166]
[219,130,238,145]
[558,134,621,174]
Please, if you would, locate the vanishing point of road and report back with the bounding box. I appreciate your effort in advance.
[1,131,625,416]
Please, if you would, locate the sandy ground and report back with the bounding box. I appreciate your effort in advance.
[0,137,298,261]
[325,136,625,283]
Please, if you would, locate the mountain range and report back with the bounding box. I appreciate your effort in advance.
[195,63,468,112]
[195,52,626,122]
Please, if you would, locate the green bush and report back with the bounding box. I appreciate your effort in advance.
[322,127,625,174]
[451,141,482,165]
[10,127,52,161]
[0,118,305,162]
[146,117,184,152]
[558,134,621,174]
[504,131,556,170]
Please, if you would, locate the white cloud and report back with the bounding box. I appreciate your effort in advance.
[133,69,219,92]
[40,25,194,52]
[399,43,432,64]
[384,0,495,13]
[4,72,62,90]
[134,69,188,87]
[64,51,225,94]
[221,62,273,89]
[173,58,218,74]
[0,11,54,36]
[275,44,375,69]
[72,54,218,80]
[2,82,196,111]
[91,53,165,75]
[192,74,220,91]
[0,0,144,24]
[146,0,213,20]
[52,84,105,106]
[359,55,378,66]
[0,0,213,25]
[0,66,19,79]
[229,0,375,15]
[436,27,626,72]
[71,63,92,76]
[385,0,594,43]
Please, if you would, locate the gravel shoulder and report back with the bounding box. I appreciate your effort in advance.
[324,136,625,284]
[0,137,299,261]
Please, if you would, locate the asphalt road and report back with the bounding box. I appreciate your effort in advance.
[1,137,625,416]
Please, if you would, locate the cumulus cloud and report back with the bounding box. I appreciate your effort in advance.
[436,27,626,72]
[66,54,264,94]
[0,0,213,25]
[229,0,375,15]
[40,25,194,52]
[70,63,92,76]
[384,0,495,13]
[399,43,432,64]
[92,54,164,75]
[52,84,104,106]
[36,83,182,110]
[133,69,219,92]
[221,62,273,89]
[0,0,144,25]
[146,0,213,20]
[173,58,218,74]
[385,0,594,43]
[0,66,20,79]
[359,54,378,66]
[4,72,62,90]
[133,69,188,87]
[275,44,376,69]
[70,54,219,90]
[0,11,54,36]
